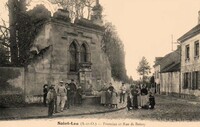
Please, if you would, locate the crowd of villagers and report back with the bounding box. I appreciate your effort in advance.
[99,83,156,110]
[43,80,156,116]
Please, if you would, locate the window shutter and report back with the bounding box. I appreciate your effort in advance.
[192,72,195,90]
[198,71,200,90]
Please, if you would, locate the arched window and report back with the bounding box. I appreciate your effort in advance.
[70,41,77,71]
[81,44,87,62]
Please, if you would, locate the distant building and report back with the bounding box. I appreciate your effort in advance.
[154,47,181,95]
[153,57,163,94]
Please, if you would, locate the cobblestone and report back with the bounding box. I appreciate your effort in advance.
[1,95,200,121]
[71,95,200,121]
[0,98,126,120]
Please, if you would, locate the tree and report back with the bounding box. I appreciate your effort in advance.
[102,22,129,82]
[6,0,51,66]
[8,0,28,65]
[48,0,95,21]
[137,57,151,84]
[0,46,10,66]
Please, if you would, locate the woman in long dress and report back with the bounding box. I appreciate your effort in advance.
[137,85,142,108]
[141,85,148,108]
[132,86,138,109]
[111,89,118,108]
[100,84,107,106]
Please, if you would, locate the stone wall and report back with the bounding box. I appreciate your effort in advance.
[0,67,25,107]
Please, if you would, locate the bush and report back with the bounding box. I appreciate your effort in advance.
[0,94,25,108]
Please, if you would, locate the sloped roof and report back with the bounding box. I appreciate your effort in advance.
[154,47,180,72]
[178,24,200,42]
[153,57,163,67]
[161,62,180,73]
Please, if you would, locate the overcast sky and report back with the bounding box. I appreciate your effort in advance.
[1,0,200,80]
[100,0,200,80]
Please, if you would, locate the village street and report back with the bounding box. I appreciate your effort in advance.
[1,93,200,122]
[70,95,200,121]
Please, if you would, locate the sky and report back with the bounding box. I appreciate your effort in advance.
[1,0,200,80]
[100,0,200,80]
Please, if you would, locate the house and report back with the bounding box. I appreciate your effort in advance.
[178,11,200,98]
[153,57,163,94]
[154,47,181,95]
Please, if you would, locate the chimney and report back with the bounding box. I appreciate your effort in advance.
[198,10,200,24]
[96,0,99,5]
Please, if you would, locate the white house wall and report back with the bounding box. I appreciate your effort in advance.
[181,33,200,97]
[160,72,180,95]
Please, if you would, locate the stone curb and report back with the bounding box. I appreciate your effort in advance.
[0,106,126,121]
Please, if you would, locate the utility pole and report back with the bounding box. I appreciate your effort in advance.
[171,34,180,51]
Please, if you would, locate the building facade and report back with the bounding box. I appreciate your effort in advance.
[24,4,112,102]
[178,20,200,97]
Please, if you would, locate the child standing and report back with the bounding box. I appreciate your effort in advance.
[126,93,132,111]
[47,86,56,116]
[149,92,155,109]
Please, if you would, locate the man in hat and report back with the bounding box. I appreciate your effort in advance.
[46,86,56,116]
[119,82,126,103]
[56,80,67,112]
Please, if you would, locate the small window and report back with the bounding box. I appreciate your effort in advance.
[81,44,87,62]
[69,41,78,72]
[194,40,199,57]
[185,45,190,60]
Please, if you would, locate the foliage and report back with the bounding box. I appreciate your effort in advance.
[48,0,96,21]
[7,0,51,66]
[102,22,129,82]
[17,4,51,65]
[0,47,10,66]
[0,94,24,108]
[137,56,151,83]
[28,4,51,24]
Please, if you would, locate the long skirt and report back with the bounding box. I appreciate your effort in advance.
[141,95,148,107]
[105,91,111,105]
[101,91,106,104]
[137,95,141,107]
[111,93,117,105]
[133,95,138,108]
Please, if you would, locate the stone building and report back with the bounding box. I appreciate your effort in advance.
[24,2,111,102]
[178,11,200,98]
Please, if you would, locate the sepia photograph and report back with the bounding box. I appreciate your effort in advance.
[1,0,200,127]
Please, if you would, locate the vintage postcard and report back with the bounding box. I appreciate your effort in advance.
[1,0,200,127]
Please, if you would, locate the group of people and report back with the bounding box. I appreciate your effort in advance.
[100,83,127,108]
[44,80,156,116]
[43,79,83,116]
[98,82,155,110]
[127,84,155,110]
